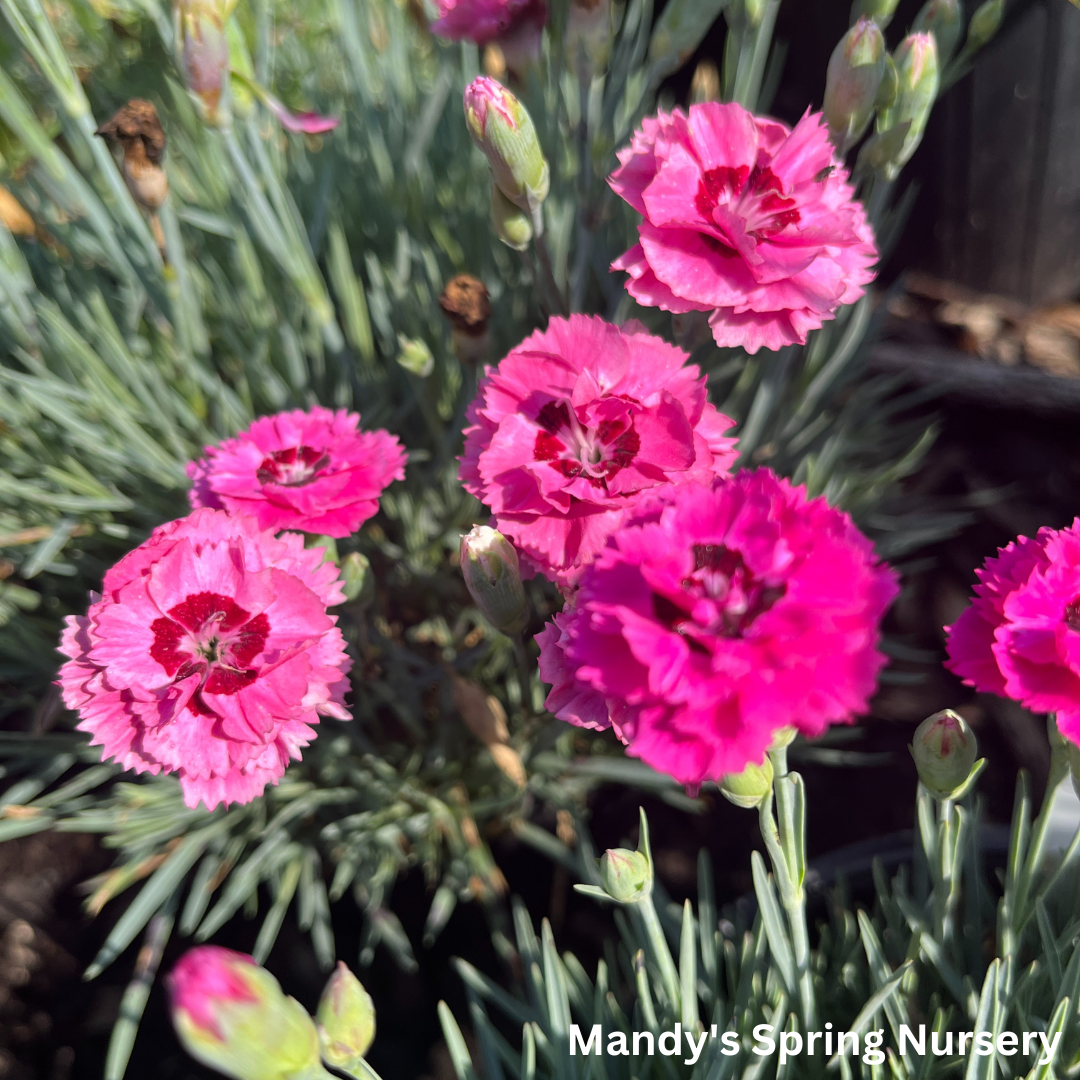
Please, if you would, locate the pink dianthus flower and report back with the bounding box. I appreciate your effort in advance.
[431,0,547,72]
[945,523,1080,745]
[537,472,898,786]
[58,508,351,810]
[459,314,738,587]
[188,406,405,539]
[609,102,878,354]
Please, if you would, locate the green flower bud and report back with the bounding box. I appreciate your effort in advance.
[316,962,376,1074]
[964,0,1004,53]
[341,552,375,606]
[460,525,528,635]
[599,847,652,904]
[875,32,939,179]
[824,17,887,153]
[849,0,901,29]
[463,77,549,213]
[647,0,729,80]
[770,726,797,750]
[720,756,774,809]
[913,0,964,64]
[910,710,978,798]
[565,0,612,77]
[396,334,434,378]
[490,183,533,251]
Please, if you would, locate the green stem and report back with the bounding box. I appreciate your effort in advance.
[531,228,568,317]
[638,893,681,1014]
[765,743,816,1029]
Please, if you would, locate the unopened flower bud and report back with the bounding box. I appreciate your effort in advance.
[910,710,978,798]
[460,526,527,635]
[964,0,1003,53]
[490,183,534,250]
[770,726,797,750]
[464,77,549,213]
[912,0,964,64]
[875,32,939,179]
[689,59,721,104]
[565,0,611,77]
[824,18,886,153]
[96,100,169,211]
[647,0,727,79]
[316,962,375,1074]
[168,946,323,1080]
[850,0,900,28]
[600,847,652,904]
[439,274,491,364]
[341,552,375,606]
[177,0,231,122]
[396,334,434,377]
[744,0,766,27]
[720,756,774,809]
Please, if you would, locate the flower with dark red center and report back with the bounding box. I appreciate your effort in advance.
[946,521,1080,747]
[57,509,351,810]
[459,314,738,587]
[609,102,878,354]
[537,472,898,786]
[188,406,406,539]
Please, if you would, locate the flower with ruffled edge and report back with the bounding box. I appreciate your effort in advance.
[537,472,898,786]
[609,102,878,354]
[188,406,405,539]
[58,509,351,810]
[945,522,1080,746]
[459,314,738,587]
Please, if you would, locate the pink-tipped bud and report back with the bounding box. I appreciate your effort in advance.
[168,947,323,1080]
[464,76,549,213]
[599,847,652,904]
[912,0,964,64]
[910,710,978,798]
[849,0,901,29]
[460,525,528,634]
[316,962,376,1074]
[177,0,231,122]
[874,32,939,179]
[824,17,887,153]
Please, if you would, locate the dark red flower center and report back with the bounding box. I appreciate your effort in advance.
[256,445,330,487]
[1065,599,1080,632]
[652,543,787,647]
[150,591,269,716]
[532,399,640,490]
[694,163,801,247]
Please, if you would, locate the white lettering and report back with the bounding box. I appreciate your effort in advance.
[570,1025,601,1056]
[974,1032,994,1057]
[753,1025,776,1057]
[779,1032,803,1065]
[633,1032,653,1056]
[659,1025,681,1057]
[684,1029,708,1066]
[606,1032,628,1056]
[721,1031,739,1057]
[996,1032,1017,1057]
[1038,1032,1062,1066]
[899,1025,925,1056]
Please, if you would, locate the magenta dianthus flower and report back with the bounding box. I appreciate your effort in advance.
[459,314,738,587]
[946,523,1080,745]
[537,472,898,786]
[58,509,351,810]
[609,102,878,354]
[188,406,405,539]
[431,0,546,46]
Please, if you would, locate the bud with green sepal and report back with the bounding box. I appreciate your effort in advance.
[850,0,901,29]
[463,77,549,217]
[396,335,434,378]
[964,0,1004,53]
[913,0,964,64]
[341,552,375,607]
[490,184,533,251]
[168,946,334,1080]
[873,32,939,179]
[316,962,376,1078]
[824,17,887,153]
[459,526,528,635]
[721,756,774,809]
[910,709,983,799]
[575,806,655,905]
[647,0,731,81]
[565,0,612,78]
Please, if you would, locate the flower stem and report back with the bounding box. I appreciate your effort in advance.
[764,743,816,1029]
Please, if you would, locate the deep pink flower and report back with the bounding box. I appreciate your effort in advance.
[537,472,898,786]
[58,509,351,810]
[945,523,1080,745]
[609,103,878,354]
[459,314,738,586]
[431,0,546,47]
[188,407,405,539]
[169,948,260,1042]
